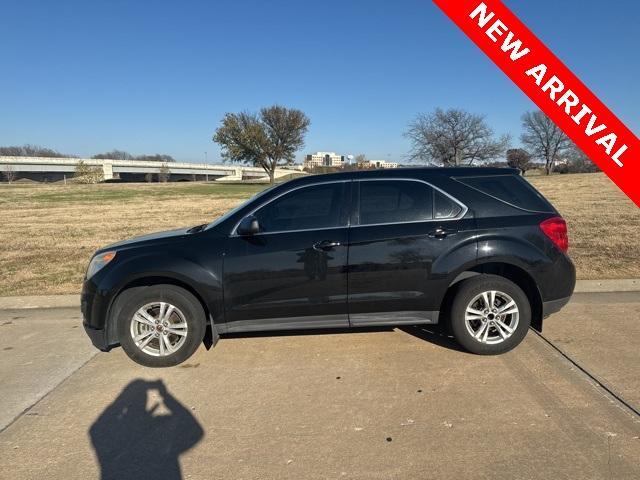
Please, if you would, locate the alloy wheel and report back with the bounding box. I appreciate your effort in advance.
[464,290,519,345]
[129,302,188,356]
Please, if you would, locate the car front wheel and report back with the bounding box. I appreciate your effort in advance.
[115,285,206,367]
[449,275,531,355]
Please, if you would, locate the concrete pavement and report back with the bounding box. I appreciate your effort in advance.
[0,307,97,431]
[541,292,640,409]
[0,293,639,479]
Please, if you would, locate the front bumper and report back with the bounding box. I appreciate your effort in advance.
[81,276,116,351]
[83,322,111,351]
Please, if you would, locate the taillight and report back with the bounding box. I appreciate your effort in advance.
[540,216,569,253]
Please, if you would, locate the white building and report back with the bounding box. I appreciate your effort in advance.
[303,152,344,169]
[358,159,399,169]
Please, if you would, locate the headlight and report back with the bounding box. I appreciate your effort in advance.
[86,251,117,279]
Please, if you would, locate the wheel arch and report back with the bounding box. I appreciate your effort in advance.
[105,275,214,346]
[443,261,543,332]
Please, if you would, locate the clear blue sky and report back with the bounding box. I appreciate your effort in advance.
[1,0,638,163]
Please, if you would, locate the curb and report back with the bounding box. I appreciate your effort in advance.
[0,295,80,310]
[0,279,638,310]
[573,278,640,293]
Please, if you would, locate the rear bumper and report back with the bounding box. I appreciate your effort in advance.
[543,295,571,318]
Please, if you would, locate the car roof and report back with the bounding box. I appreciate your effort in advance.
[285,166,520,187]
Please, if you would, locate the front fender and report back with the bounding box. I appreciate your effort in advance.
[92,251,224,346]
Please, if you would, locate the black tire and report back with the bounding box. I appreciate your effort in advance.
[448,275,531,355]
[115,284,206,367]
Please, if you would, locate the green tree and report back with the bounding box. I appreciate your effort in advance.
[213,105,310,183]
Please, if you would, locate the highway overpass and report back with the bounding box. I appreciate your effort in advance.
[0,156,303,182]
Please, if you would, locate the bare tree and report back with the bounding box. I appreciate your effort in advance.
[92,151,176,162]
[213,105,310,183]
[506,148,532,175]
[0,145,73,158]
[158,163,171,182]
[92,150,135,160]
[404,108,509,166]
[136,154,175,163]
[350,154,368,169]
[2,165,16,183]
[565,144,600,173]
[520,111,571,175]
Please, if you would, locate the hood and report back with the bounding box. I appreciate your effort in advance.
[99,226,198,252]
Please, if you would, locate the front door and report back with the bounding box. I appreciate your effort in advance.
[223,181,351,332]
[348,179,472,326]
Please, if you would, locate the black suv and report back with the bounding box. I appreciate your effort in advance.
[82,168,575,367]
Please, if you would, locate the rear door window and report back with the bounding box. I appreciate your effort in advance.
[358,180,434,225]
[455,175,554,212]
[434,190,463,219]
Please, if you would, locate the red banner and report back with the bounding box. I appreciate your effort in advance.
[432,0,639,208]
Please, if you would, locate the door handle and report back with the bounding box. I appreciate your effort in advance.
[427,228,457,239]
[313,240,341,251]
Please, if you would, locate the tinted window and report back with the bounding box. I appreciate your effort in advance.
[434,190,463,219]
[254,183,346,232]
[359,180,433,225]
[456,175,553,212]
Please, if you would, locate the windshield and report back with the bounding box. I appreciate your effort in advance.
[206,184,278,230]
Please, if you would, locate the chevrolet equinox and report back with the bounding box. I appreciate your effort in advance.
[82,168,575,367]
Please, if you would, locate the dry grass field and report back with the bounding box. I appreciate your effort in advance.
[0,172,638,296]
[0,183,265,296]
[526,173,639,280]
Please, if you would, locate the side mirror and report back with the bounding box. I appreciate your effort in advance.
[236,215,260,235]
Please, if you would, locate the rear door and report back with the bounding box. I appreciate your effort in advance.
[347,178,474,326]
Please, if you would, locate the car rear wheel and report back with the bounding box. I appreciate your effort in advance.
[116,285,206,367]
[449,275,531,355]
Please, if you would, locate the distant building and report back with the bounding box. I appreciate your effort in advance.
[304,152,344,169]
[553,157,569,167]
[357,159,399,169]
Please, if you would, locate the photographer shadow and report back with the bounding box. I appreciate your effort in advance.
[89,379,203,480]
